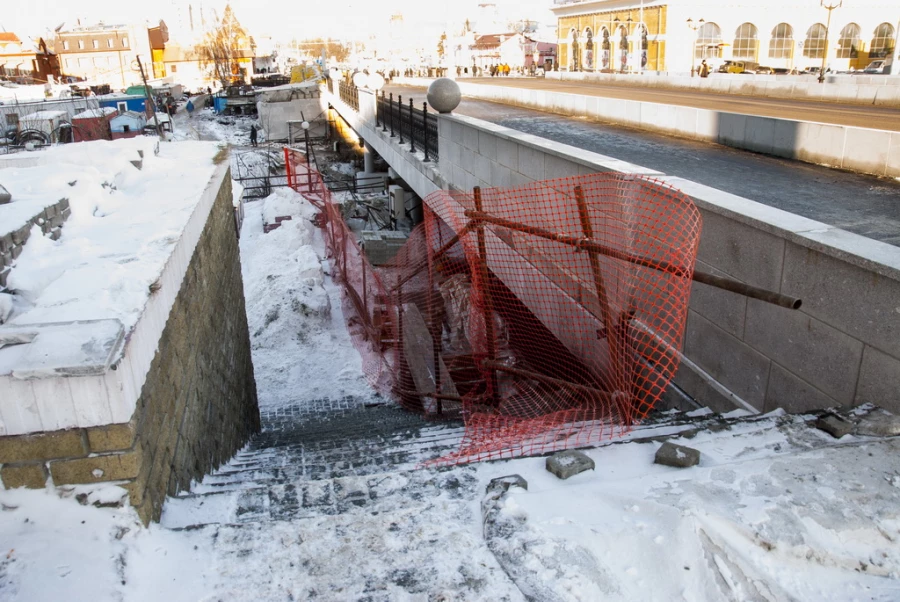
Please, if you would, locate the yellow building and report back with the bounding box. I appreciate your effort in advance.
[552,0,900,74]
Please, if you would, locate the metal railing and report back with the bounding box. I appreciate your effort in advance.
[375,91,439,162]
[339,80,359,111]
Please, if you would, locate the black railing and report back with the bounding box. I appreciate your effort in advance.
[376,91,439,162]
[339,80,359,111]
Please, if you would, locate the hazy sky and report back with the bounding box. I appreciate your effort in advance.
[3,0,555,41]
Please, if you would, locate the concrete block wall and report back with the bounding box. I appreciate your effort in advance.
[398,79,900,179]
[0,198,71,289]
[0,168,259,524]
[324,88,900,418]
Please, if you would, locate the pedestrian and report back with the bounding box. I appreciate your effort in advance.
[250,124,258,147]
[699,60,710,78]
[186,99,194,118]
[207,86,212,96]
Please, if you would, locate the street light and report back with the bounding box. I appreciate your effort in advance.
[687,18,705,77]
[819,0,842,84]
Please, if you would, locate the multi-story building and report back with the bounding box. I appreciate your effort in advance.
[53,21,168,89]
[0,33,61,84]
[551,0,900,74]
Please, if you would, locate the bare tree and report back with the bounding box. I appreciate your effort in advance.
[196,4,253,87]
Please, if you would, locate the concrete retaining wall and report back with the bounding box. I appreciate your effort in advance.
[0,163,259,524]
[324,88,900,417]
[545,71,900,107]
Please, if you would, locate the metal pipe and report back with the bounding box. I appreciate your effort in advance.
[481,360,612,401]
[473,187,499,404]
[463,209,801,309]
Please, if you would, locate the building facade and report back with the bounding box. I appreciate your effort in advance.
[552,0,900,74]
[0,34,62,84]
[53,21,167,89]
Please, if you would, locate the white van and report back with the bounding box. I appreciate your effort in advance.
[863,59,893,74]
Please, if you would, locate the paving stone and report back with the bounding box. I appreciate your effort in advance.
[855,410,900,437]
[546,450,595,480]
[654,442,701,468]
[815,414,854,439]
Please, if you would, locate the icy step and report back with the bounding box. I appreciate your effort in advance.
[162,466,476,530]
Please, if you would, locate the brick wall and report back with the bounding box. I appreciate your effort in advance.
[0,198,70,290]
[0,173,259,524]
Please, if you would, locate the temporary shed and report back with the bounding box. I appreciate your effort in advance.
[110,110,147,139]
[72,107,116,141]
[19,109,69,143]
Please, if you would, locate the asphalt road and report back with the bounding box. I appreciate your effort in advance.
[457,77,900,132]
[387,84,900,246]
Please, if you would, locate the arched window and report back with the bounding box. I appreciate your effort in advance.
[618,26,629,71]
[695,22,723,59]
[871,23,895,58]
[804,23,827,58]
[733,23,759,60]
[639,24,649,69]
[836,23,861,59]
[769,23,794,59]
[570,29,579,71]
[584,28,594,70]
[600,28,611,70]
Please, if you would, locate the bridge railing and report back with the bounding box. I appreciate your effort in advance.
[375,91,439,162]
[338,80,359,111]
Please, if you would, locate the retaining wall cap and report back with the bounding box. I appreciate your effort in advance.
[0,319,125,378]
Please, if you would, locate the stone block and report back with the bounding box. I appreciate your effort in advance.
[0,233,12,253]
[688,260,748,338]
[486,474,528,496]
[11,225,31,246]
[0,183,11,205]
[855,346,900,413]
[696,209,785,291]
[654,442,700,468]
[50,447,144,484]
[742,116,776,155]
[815,414,854,439]
[683,311,771,410]
[546,450,595,480]
[889,132,900,178]
[0,429,87,463]
[764,363,840,414]
[841,128,890,176]
[87,420,137,453]
[717,113,748,148]
[1,463,48,489]
[781,242,900,359]
[855,409,900,437]
[497,138,518,170]
[0,266,9,288]
[795,121,845,167]
[517,144,545,180]
[744,299,864,404]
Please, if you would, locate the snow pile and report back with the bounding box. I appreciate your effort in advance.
[0,138,222,332]
[239,187,372,408]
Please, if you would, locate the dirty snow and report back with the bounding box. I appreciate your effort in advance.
[239,187,373,407]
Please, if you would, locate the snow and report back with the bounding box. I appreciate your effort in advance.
[73,107,117,119]
[239,187,373,408]
[0,138,222,336]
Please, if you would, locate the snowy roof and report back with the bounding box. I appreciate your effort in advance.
[73,107,117,119]
[147,112,171,125]
[21,110,67,120]
[111,110,146,122]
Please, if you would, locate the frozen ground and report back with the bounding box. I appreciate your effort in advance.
[3,124,900,601]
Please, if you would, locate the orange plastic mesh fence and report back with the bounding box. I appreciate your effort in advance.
[285,150,703,465]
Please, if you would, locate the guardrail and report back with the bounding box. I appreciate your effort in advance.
[375,91,439,162]
[339,80,359,111]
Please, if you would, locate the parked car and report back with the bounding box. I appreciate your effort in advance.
[863,59,892,74]
[719,60,774,75]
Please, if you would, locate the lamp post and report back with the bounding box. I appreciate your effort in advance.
[687,18,704,77]
[819,0,842,84]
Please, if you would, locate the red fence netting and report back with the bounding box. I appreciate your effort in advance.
[285,148,703,465]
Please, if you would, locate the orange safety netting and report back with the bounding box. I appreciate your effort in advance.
[285,148,703,465]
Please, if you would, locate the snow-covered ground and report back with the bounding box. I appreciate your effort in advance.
[3,126,900,601]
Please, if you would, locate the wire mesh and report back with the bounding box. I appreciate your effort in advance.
[285,150,702,465]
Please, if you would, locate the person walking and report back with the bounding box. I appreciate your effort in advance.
[250,124,258,147]
[699,60,710,78]
[185,99,194,118]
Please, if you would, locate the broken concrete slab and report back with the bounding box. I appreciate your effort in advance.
[855,409,900,437]
[486,474,528,496]
[655,442,701,468]
[546,450,595,480]
[816,414,854,439]
[0,184,10,205]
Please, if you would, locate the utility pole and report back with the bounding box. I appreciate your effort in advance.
[136,55,163,139]
[686,18,704,77]
[819,0,842,84]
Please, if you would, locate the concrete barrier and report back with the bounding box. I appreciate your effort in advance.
[544,71,900,107]
[397,79,900,179]
[324,87,900,416]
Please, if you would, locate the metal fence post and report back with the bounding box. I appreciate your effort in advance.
[389,93,395,137]
[422,102,430,162]
[381,92,388,132]
[398,95,404,144]
[409,97,415,153]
